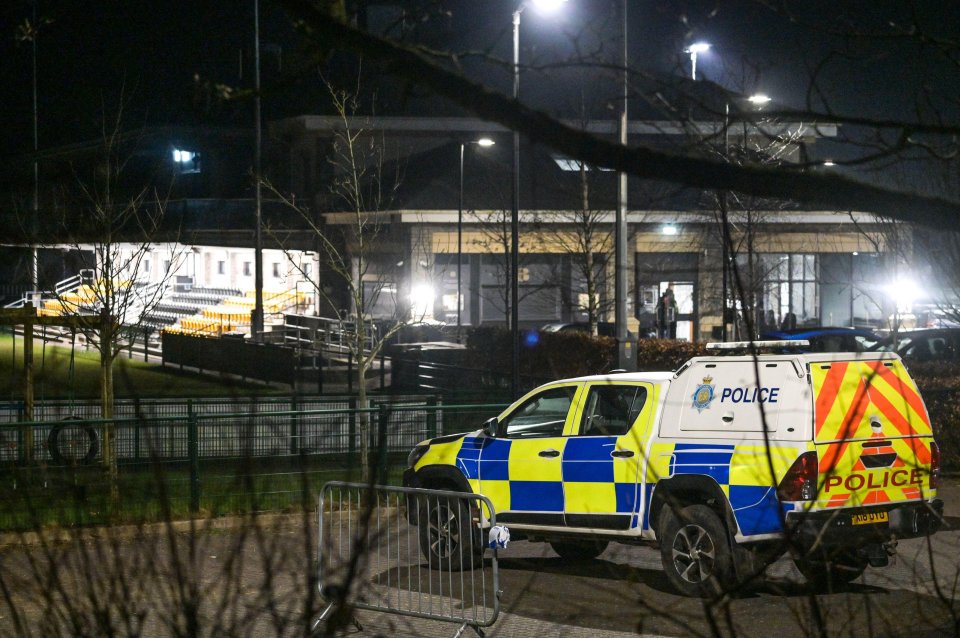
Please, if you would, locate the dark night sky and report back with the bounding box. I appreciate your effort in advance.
[1,1,958,159]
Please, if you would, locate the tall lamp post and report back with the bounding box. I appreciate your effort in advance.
[511,0,565,397]
[252,0,264,341]
[615,0,632,369]
[458,137,495,341]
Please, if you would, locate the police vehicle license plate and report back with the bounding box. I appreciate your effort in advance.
[851,511,888,525]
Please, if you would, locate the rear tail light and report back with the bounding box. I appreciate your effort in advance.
[777,451,819,502]
[930,441,941,490]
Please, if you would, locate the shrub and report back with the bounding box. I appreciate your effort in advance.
[635,339,707,372]
[909,361,960,471]
[466,326,615,391]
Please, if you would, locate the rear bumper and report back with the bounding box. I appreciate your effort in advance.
[786,499,943,547]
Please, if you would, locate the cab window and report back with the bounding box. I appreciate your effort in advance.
[503,386,576,438]
[579,385,647,437]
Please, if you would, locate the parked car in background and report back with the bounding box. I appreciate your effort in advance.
[759,327,882,353]
[871,328,960,362]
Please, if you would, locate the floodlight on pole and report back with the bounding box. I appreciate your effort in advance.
[684,42,711,80]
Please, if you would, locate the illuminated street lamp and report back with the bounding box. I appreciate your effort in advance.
[511,0,566,396]
[684,42,711,80]
[458,137,495,340]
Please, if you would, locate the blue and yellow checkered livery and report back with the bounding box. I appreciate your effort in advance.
[414,428,804,538]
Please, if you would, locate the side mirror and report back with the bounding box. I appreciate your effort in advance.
[482,417,499,438]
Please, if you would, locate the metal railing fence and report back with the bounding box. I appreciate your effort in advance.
[314,482,500,637]
[0,400,508,532]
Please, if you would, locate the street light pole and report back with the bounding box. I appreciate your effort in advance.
[721,102,729,342]
[458,142,465,341]
[31,0,39,293]
[615,0,631,368]
[458,138,495,343]
[510,0,565,396]
[252,0,264,341]
[511,8,521,398]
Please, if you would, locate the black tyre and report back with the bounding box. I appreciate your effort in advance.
[418,495,483,571]
[48,417,99,465]
[659,504,736,597]
[549,539,609,560]
[794,548,867,592]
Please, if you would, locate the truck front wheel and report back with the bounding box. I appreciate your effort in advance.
[418,494,484,571]
[659,504,736,597]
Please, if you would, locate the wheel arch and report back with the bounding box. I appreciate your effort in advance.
[649,474,738,536]
[407,465,473,493]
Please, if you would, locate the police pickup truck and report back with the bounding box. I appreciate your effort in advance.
[403,342,943,596]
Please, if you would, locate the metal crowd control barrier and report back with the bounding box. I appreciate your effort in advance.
[313,482,501,637]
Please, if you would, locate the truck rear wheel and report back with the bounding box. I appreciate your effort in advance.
[794,548,867,592]
[549,540,608,560]
[659,504,736,597]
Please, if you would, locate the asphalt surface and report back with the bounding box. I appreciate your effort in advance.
[0,481,957,637]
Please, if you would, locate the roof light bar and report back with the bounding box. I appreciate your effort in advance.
[706,340,810,350]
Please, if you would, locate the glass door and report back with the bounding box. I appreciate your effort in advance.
[659,281,695,341]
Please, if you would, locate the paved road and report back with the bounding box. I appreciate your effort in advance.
[0,481,957,637]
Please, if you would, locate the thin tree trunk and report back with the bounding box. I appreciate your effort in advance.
[100,323,119,508]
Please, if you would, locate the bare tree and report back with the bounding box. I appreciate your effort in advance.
[466,206,555,328]
[268,77,415,481]
[49,98,181,487]
[533,161,613,335]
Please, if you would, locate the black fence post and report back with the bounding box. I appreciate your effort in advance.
[317,352,324,394]
[187,400,200,514]
[289,395,299,455]
[347,397,357,467]
[134,415,141,462]
[376,403,389,481]
[427,396,438,439]
[347,352,354,394]
[379,351,386,391]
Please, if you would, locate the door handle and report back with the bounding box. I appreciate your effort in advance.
[611,449,635,458]
[538,449,561,458]
[721,412,734,423]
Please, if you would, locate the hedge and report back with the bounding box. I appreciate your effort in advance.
[907,362,960,471]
